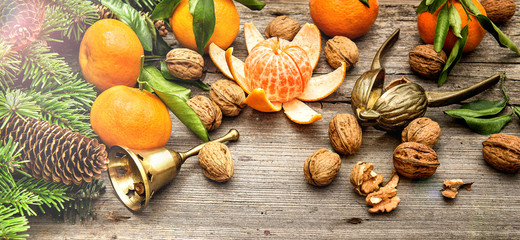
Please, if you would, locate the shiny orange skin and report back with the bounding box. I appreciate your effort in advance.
[309,0,379,39]
[170,0,240,53]
[79,19,144,91]
[417,0,487,53]
[90,86,172,149]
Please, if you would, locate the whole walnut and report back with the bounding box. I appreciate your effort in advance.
[304,149,341,187]
[328,113,362,155]
[198,142,234,182]
[482,134,520,173]
[264,15,301,41]
[186,96,222,131]
[409,44,447,79]
[481,0,516,24]
[324,36,359,70]
[165,48,204,81]
[393,142,440,179]
[209,80,246,117]
[401,117,441,148]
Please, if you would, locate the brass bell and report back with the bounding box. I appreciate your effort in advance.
[107,129,239,212]
[351,28,500,132]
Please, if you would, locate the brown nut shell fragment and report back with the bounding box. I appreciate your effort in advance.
[409,44,447,79]
[198,142,234,182]
[401,117,441,148]
[304,149,341,187]
[350,162,383,196]
[442,179,473,199]
[187,96,222,131]
[264,16,301,41]
[209,80,246,117]
[324,36,359,70]
[393,142,439,179]
[329,113,362,155]
[383,170,399,189]
[482,134,520,173]
[165,48,204,80]
[385,76,411,91]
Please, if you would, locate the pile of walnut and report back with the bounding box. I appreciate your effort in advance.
[350,162,401,213]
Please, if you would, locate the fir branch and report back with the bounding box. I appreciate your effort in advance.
[0,40,21,90]
[15,177,71,214]
[0,90,40,129]
[0,205,29,240]
[44,0,99,42]
[0,174,41,216]
[19,43,72,90]
[0,137,26,176]
[54,179,106,223]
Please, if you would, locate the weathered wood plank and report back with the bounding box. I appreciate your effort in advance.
[26,2,520,239]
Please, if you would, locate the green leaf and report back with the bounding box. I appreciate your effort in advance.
[417,1,428,14]
[140,65,209,141]
[444,99,507,118]
[434,3,450,52]
[475,14,520,55]
[359,0,370,8]
[234,0,266,10]
[160,62,210,90]
[438,25,468,86]
[448,4,462,38]
[189,0,198,15]
[101,0,154,52]
[153,32,173,56]
[192,0,215,55]
[459,0,482,15]
[143,65,190,101]
[428,0,447,14]
[150,0,181,20]
[463,114,512,135]
[514,106,520,118]
[155,91,210,142]
[426,0,435,5]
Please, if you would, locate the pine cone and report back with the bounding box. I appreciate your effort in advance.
[0,0,45,51]
[0,116,109,185]
[93,3,118,20]
[154,20,168,37]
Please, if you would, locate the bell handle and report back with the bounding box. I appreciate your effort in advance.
[178,129,240,163]
[426,74,501,107]
[371,28,400,70]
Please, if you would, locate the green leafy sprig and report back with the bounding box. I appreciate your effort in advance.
[150,0,266,55]
[417,0,520,86]
[0,205,29,240]
[444,74,516,134]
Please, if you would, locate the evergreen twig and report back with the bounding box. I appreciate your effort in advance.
[0,205,29,240]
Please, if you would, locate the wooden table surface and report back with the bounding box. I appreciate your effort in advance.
[27,1,520,239]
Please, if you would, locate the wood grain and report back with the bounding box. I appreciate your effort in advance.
[27,2,520,239]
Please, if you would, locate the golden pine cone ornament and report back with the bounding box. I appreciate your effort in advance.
[0,116,109,185]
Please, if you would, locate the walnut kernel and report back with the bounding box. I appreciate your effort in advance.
[264,16,301,41]
[209,80,246,117]
[401,117,441,148]
[324,36,359,70]
[366,187,401,213]
[198,142,234,182]
[165,48,204,80]
[482,133,520,173]
[328,113,362,155]
[393,142,440,179]
[186,96,222,131]
[350,162,383,196]
[441,179,473,199]
[304,149,341,187]
[409,44,447,79]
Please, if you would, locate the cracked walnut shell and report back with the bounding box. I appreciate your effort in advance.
[324,36,359,70]
[350,162,383,196]
[209,80,246,117]
[264,15,301,41]
[401,117,441,148]
[187,96,222,131]
[393,142,439,179]
[198,142,234,182]
[329,113,362,155]
[409,44,447,79]
[165,48,204,81]
[482,134,520,173]
[304,149,341,187]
